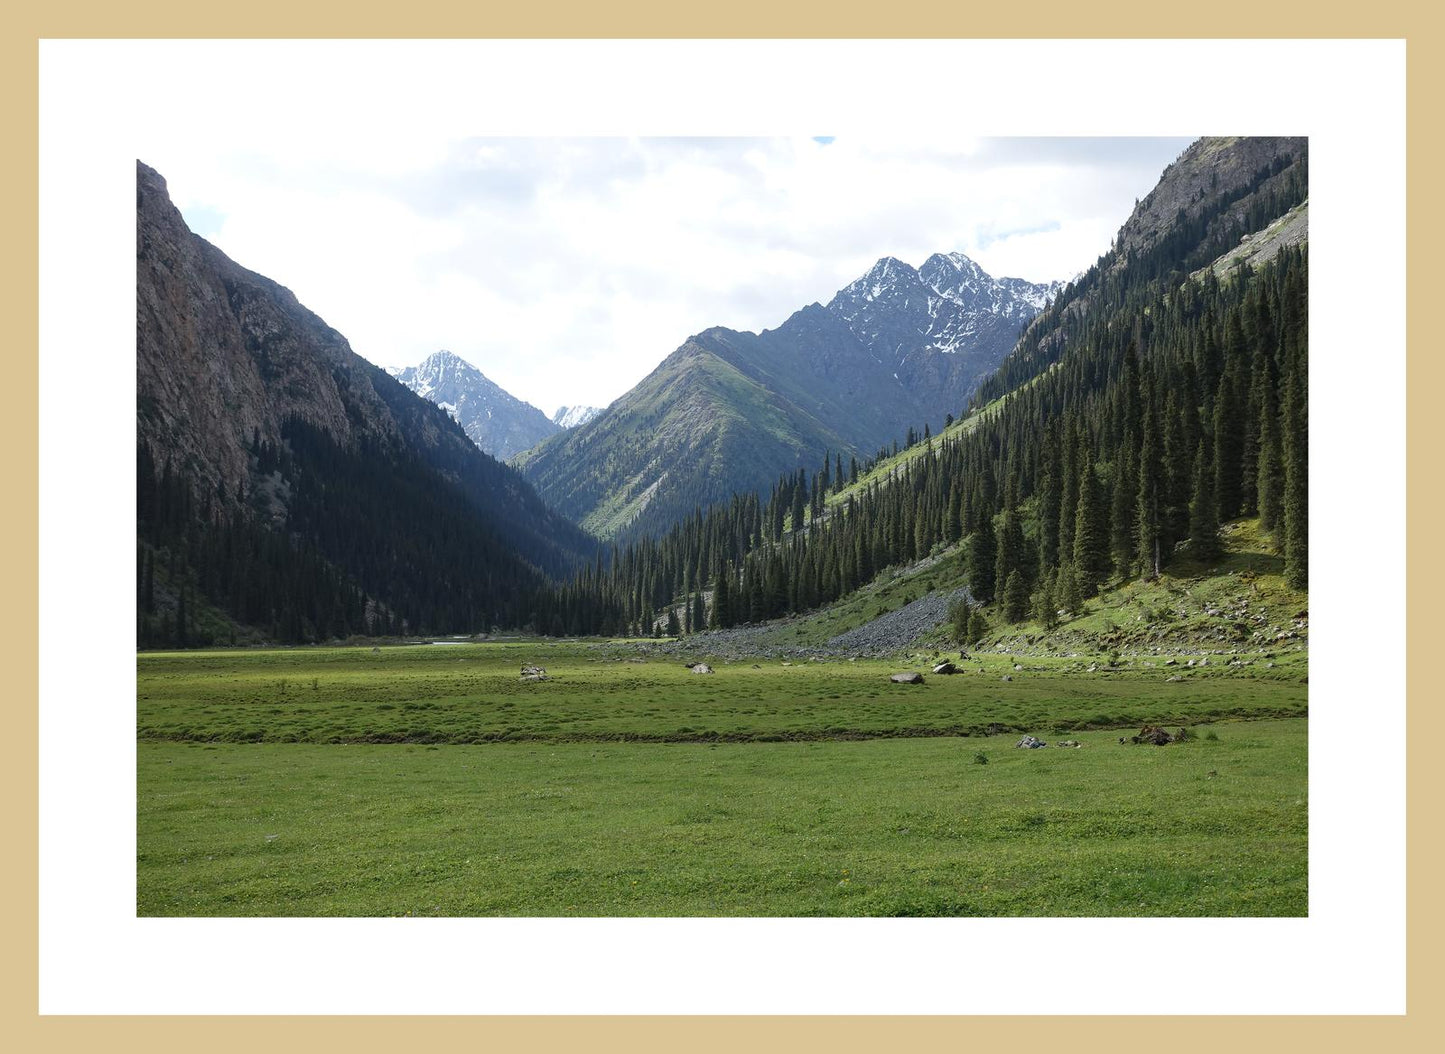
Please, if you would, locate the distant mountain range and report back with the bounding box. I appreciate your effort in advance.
[552,404,602,429]
[387,353,607,460]
[388,351,560,461]
[515,252,1063,539]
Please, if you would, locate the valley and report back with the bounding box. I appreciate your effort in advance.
[134,135,1311,918]
[137,648,1305,917]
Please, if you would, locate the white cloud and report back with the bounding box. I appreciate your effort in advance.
[151,136,1194,411]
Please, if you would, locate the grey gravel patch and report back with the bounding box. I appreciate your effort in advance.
[588,584,972,663]
[825,588,971,655]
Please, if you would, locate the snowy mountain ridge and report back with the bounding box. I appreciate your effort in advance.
[553,404,603,429]
[390,350,560,461]
[828,250,1063,360]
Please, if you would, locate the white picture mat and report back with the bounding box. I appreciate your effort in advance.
[37,38,1405,1015]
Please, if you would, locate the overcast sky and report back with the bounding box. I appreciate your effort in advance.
[153,136,1195,414]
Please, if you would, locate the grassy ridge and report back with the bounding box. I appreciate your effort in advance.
[138,642,1306,745]
[138,719,1306,917]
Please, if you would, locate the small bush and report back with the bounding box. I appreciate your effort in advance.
[973,751,989,765]
[1204,729,1219,741]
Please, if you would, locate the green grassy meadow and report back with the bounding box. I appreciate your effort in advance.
[138,642,1307,916]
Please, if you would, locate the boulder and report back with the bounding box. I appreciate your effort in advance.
[1130,724,1189,746]
[1056,740,1081,748]
[1015,735,1047,749]
[932,662,958,675]
[690,663,714,675]
[1001,675,1013,682]
[521,664,546,677]
[890,672,925,685]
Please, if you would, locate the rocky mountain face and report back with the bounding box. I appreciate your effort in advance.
[552,405,602,429]
[136,160,594,638]
[974,136,1308,409]
[826,252,1061,427]
[389,350,560,460]
[1114,136,1308,262]
[517,251,1060,540]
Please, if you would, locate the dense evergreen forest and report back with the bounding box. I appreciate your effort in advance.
[529,233,1308,637]
[136,421,571,647]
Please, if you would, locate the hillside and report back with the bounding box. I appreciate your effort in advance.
[514,304,916,538]
[389,350,560,460]
[518,253,1059,540]
[136,161,595,645]
[975,136,1307,407]
[526,136,1308,646]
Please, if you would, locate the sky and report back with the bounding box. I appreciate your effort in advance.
[153,136,1195,414]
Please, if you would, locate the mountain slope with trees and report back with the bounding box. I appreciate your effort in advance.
[517,253,1060,540]
[523,136,1308,641]
[136,161,595,646]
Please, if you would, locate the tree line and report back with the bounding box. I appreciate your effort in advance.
[527,242,1307,638]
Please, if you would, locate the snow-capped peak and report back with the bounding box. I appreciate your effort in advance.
[553,405,602,429]
[390,350,561,460]
[826,250,1063,364]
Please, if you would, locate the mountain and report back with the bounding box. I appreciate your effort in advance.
[136,161,594,645]
[388,351,560,460]
[975,135,1308,407]
[553,405,602,429]
[517,252,1060,540]
[521,135,1309,639]
[826,253,1062,427]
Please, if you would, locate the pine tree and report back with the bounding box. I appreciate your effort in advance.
[944,484,962,546]
[947,598,971,645]
[1072,461,1108,598]
[1162,390,1193,547]
[968,519,998,604]
[709,567,730,629]
[1135,402,1163,579]
[967,605,990,645]
[142,548,155,614]
[1189,441,1220,562]
[1212,362,1246,521]
[1240,345,1269,515]
[1002,569,1029,623]
[994,508,1024,605]
[1037,430,1062,570]
[1058,420,1080,558]
[1282,349,1308,589]
[1109,441,1136,577]
[1032,575,1058,630]
[1056,560,1082,616]
[1257,390,1285,537]
[175,586,188,648]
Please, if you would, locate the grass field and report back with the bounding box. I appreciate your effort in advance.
[137,642,1307,916]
